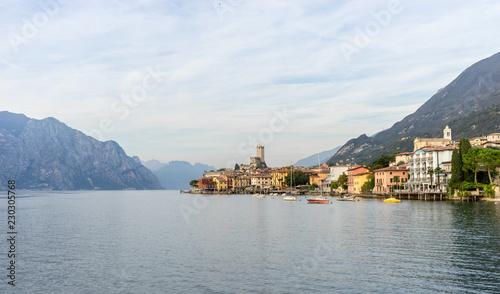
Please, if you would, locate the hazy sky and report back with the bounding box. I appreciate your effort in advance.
[1,0,500,168]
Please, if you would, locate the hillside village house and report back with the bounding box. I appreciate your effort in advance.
[347,166,370,193]
[373,166,408,193]
[394,152,413,165]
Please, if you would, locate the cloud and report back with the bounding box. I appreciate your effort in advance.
[1,0,500,167]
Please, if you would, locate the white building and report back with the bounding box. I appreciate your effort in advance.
[325,165,350,186]
[407,146,456,191]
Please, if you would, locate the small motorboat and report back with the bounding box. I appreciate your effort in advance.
[307,196,329,204]
[337,195,356,201]
[253,194,265,198]
[283,195,297,201]
[383,198,401,203]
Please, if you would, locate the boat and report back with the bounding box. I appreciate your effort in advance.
[253,193,265,198]
[383,198,400,203]
[337,195,356,201]
[307,195,329,204]
[283,195,297,201]
[307,155,329,204]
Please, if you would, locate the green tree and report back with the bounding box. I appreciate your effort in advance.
[393,175,400,190]
[309,183,318,191]
[434,167,443,190]
[285,170,310,186]
[361,174,375,192]
[427,168,435,190]
[368,154,396,170]
[235,163,240,170]
[463,148,482,183]
[449,149,463,188]
[189,179,199,188]
[477,148,500,183]
[459,138,473,182]
[337,173,348,191]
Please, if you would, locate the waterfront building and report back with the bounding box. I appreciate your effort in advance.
[352,172,372,194]
[271,168,289,188]
[198,176,216,191]
[373,165,409,193]
[347,166,370,193]
[407,146,457,191]
[234,174,251,191]
[213,176,228,191]
[251,173,272,188]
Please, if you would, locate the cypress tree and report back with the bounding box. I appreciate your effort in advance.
[449,149,463,188]
[459,138,474,182]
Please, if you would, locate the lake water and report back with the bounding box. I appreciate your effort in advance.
[1,190,499,293]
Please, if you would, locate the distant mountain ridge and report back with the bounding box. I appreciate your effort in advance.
[0,111,163,190]
[327,51,500,165]
[294,146,341,167]
[143,159,215,190]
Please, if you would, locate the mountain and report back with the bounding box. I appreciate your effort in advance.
[294,146,341,167]
[144,160,215,190]
[327,51,500,165]
[0,111,163,190]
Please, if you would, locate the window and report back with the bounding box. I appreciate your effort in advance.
[403,172,406,175]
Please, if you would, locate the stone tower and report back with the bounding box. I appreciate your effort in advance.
[443,125,452,141]
[257,145,265,162]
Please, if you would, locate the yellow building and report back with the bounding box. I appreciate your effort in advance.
[213,176,228,191]
[234,175,251,189]
[352,172,372,194]
[309,171,329,186]
[271,168,289,188]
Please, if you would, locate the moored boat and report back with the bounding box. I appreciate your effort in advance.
[307,196,329,204]
[337,195,356,201]
[383,198,400,203]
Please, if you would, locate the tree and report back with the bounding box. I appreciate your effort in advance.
[434,167,443,190]
[462,148,482,183]
[393,176,400,190]
[285,170,309,186]
[477,148,500,184]
[427,168,435,190]
[449,149,463,188]
[459,138,473,182]
[368,154,396,170]
[189,179,199,188]
[235,163,240,170]
[309,183,318,191]
[337,173,348,191]
[361,174,375,192]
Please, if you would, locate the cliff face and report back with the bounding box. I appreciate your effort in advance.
[0,111,163,190]
[328,51,500,165]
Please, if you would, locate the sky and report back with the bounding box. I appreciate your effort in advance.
[1,0,500,168]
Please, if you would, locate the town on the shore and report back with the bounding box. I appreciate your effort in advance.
[188,127,500,198]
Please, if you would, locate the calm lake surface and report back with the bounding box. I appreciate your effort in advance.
[1,190,500,293]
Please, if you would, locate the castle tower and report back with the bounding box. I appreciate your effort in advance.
[256,145,265,162]
[443,125,452,141]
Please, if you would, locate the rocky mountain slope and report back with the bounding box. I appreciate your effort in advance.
[294,146,341,167]
[0,111,163,190]
[327,51,500,165]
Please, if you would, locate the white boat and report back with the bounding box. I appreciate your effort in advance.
[283,194,296,201]
[253,194,265,198]
[336,195,356,201]
[307,155,329,204]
